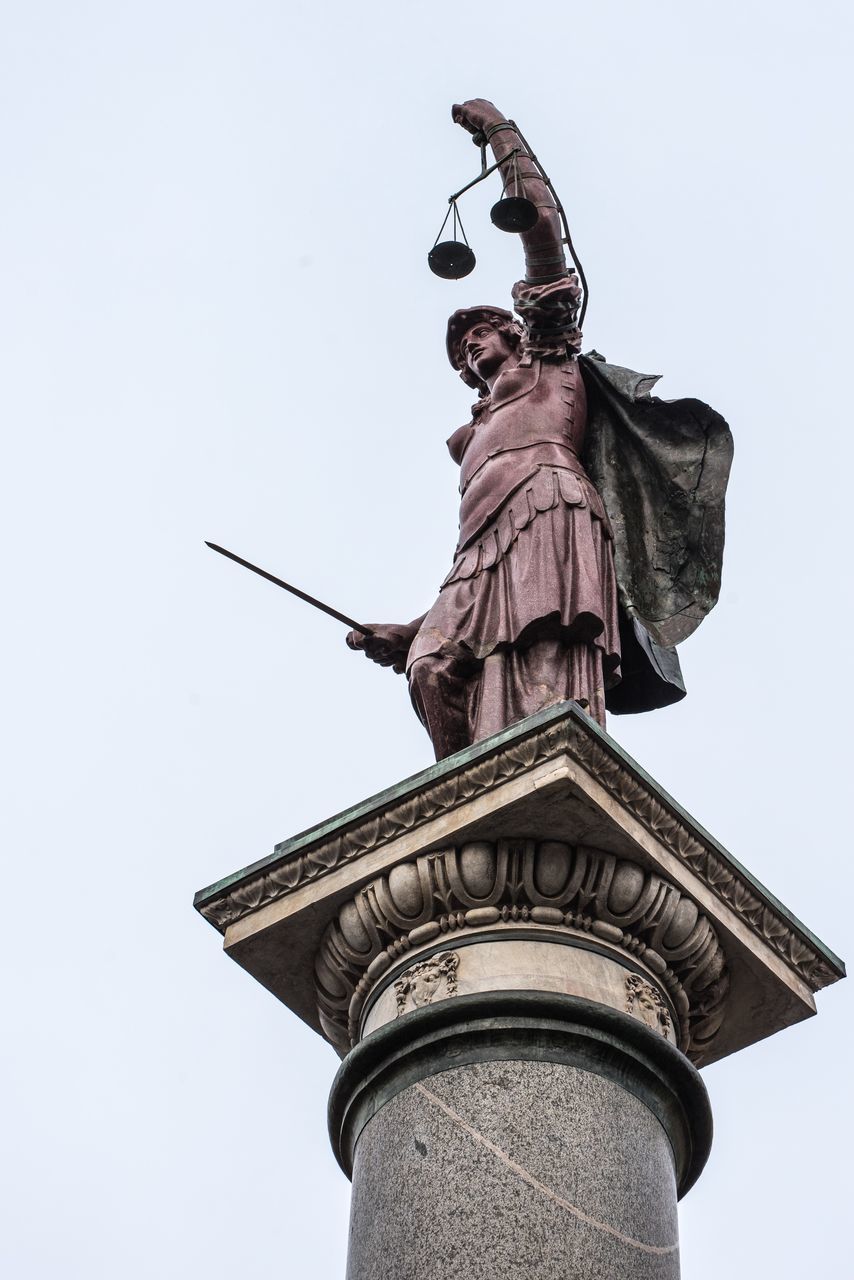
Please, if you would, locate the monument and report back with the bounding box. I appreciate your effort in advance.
[196,100,843,1279]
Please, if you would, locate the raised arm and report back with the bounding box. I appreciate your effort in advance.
[452,99,568,285]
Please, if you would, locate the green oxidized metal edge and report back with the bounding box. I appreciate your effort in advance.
[193,701,845,986]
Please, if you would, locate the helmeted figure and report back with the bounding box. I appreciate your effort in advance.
[348,100,732,760]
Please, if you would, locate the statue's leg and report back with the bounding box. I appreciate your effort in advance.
[408,653,475,761]
[474,640,606,738]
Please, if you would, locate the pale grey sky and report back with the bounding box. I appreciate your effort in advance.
[1,2,851,1276]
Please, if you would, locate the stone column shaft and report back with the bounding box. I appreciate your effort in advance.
[330,992,711,1280]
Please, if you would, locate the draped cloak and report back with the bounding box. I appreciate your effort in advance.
[579,352,733,713]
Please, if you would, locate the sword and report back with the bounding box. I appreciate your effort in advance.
[205,542,374,636]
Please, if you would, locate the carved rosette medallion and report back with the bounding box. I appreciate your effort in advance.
[314,838,729,1062]
[394,951,459,1015]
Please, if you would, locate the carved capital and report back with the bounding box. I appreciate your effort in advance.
[315,839,728,1063]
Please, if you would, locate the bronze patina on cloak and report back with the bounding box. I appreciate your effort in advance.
[578,352,733,713]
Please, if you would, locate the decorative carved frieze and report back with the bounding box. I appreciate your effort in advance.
[314,839,728,1063]
[197,713,839,998]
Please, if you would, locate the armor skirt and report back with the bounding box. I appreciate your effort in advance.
[407,466,621,738]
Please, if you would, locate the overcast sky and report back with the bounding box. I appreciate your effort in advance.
[2,2,852,1276]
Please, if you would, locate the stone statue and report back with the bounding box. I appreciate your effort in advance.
[347,99,733,760]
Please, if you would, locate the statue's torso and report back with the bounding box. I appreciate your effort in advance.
[450,357,588,552]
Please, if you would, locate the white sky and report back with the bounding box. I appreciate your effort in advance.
[2,2,851,1276]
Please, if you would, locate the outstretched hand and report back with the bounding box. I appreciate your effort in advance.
[346,623,415,675]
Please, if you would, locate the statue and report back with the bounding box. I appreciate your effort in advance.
[347,99,733,760]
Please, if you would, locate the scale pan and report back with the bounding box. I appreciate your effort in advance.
[490,196,538,233]
[428,241,476,279]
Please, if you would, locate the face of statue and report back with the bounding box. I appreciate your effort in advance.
[460,322,515,384]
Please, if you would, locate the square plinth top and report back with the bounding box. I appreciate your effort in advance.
[194,702,844,1065]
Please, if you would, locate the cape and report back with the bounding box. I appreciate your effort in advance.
[578,352,734,715]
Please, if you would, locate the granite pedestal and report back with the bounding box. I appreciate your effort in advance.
[195,702,843,1279]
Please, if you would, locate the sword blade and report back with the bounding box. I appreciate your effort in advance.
[205,542,374,636]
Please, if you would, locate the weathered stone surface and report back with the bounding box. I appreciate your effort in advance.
[329,992,711,1193]
[361,938,677,1047]
[346,1059,680,1280]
